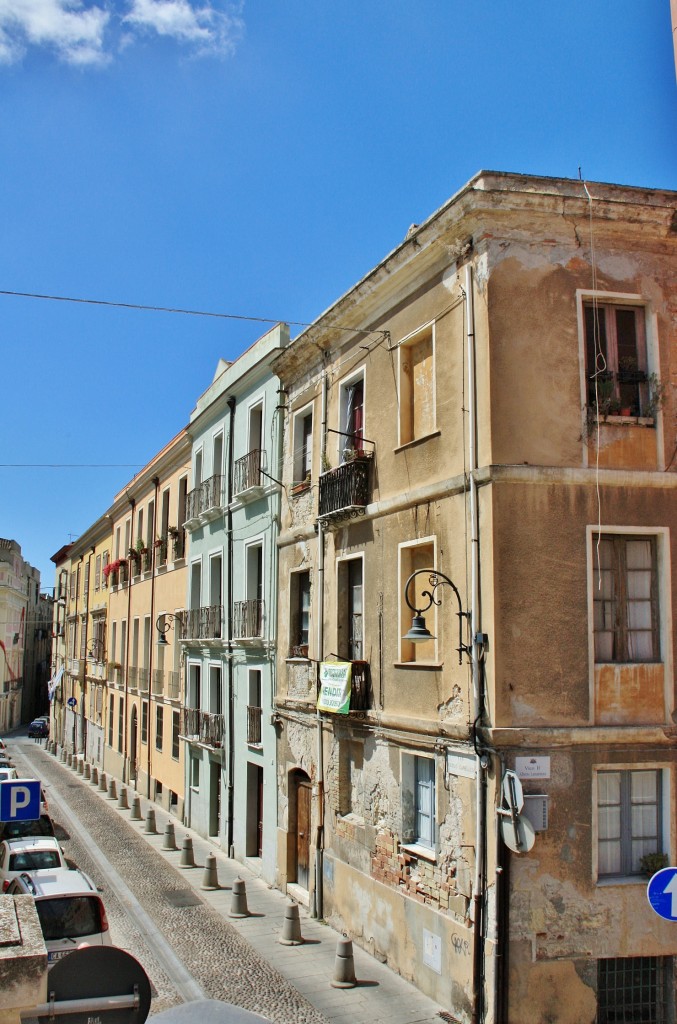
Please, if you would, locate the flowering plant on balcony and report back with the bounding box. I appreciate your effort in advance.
[103,559,121,579]
[154,536,167,549]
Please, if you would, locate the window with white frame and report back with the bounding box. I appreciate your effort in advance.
[337,556,363,660]
[399,324,435,446]
[293,406,313,485]
[338,371,365,461]
[597,769,665,879]
[401,753,436,850]
[583,300,649,417]
[593,534,659,663]
[399,538,437,664]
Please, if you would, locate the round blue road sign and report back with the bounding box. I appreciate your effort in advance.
[67,697,77,708]
[647,867,677,921]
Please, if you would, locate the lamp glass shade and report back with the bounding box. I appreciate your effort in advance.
[403,614,435,643]
[156,633,169,647]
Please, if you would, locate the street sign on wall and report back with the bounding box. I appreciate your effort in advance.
[647,867,677,921]
[0,779,41,822]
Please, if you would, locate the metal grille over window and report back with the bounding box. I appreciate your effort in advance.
[597,956,670,1024]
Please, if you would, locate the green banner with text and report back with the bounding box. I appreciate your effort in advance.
[317,661,352,714]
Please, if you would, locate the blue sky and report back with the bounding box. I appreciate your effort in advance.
[1,1,675,590]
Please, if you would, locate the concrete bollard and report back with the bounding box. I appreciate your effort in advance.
[330,937,357,988]
[201,853,219,890]
[76,758,84,775]
[83,762,91,780]
[91,766,98,786]
[130,795,142,820]
[144,808,157,834]
[162,822,178,851]
[107,778,117,800]
[67,753,73,767]
[117,787,129,810]
[229,878,250,918]
[279,901,304,945]
[179,835,195,868]
[98,771,107,792]
[60,748,67,763]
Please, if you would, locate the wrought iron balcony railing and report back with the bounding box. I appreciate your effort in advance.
[180,605,223,641]
[233,599,264,639]
[186,474,224,521]
[127,666,138,688]
[318,455,372,523]
[181,707,224,748]
[234,449,266,495]
[247,705,262,744]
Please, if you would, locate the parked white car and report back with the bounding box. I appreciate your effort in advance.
[0,836,67,892]
[0,766,18,783]
[6,868,112,965]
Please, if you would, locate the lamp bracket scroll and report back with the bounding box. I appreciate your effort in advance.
[86,637,106,662]
[403,569,472,665]
[156,613,183,647]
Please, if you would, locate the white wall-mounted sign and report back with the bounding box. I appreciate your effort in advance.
[446,750,476,779]
[422,929,442,974]
[515,756,550,780]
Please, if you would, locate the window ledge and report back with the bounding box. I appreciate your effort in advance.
[592,413,655,428]
[394,430,441,454]
[401,842,437,863]
[597,876,650,887]
[393,661,443,671]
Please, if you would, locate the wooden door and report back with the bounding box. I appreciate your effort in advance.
[296,781,311,888]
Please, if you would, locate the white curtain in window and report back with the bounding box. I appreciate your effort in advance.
[626,540,653,661]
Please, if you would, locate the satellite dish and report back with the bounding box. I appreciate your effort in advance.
[38,946,152,1024]
[500,812,536,854]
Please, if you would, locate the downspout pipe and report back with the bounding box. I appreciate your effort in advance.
[148,476,160,798]
[123,498,135,785]
[226,397,236,858]
[313,369,328,920]
[466,264,487,1024]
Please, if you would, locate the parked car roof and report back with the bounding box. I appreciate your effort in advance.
[0,837,67,891]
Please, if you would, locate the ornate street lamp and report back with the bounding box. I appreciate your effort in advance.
[86,637,106,662]
[156,613,182,646]
[402,569,472,664]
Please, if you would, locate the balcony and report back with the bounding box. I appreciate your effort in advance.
[181,604,223,642]
[233,600,264,641]
[318,455,373,524]
[181,707,224,748]
[247,705,262,744]
[234,449,266,500]
[317,660,372,712]
[185,474,224,526]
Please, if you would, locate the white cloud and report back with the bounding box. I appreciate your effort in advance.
[0,0,109,65]
[0,0,243,66]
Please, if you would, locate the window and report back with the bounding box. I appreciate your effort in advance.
[597,957,671,1024]
[293,407,313,485]
[247,669,262,744]
[209,665,222,717]
[339,372,365,460]
[155,704,164,751]
[399,538,437,664]
[94,555,101,592]
[338,557,363,660]
[141,701,148,745]
[289,570,311,655]
[172,710,180,760]
[108,695,114,747]
[117,698,124,753]
[191,756,199,789]
[597,769,664,878]
[584,301,648,416]
[399,325,435,445]
[593,535,659,663]
[402,754,436,850]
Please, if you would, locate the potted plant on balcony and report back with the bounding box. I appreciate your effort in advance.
[291,473,311,496]
[154,535,168,560]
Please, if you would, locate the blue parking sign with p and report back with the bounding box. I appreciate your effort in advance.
[0,780,41,822]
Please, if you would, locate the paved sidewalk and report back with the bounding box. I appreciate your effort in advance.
[42,744,444,1024]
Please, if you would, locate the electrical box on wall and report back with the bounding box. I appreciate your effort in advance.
[523,794,549,832]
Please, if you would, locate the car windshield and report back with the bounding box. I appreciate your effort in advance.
[0,816,54,840]
[9,851,60,871]
[37,896,102,940]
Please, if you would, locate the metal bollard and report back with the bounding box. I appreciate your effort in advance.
[117,787,129,810]
[331,937,357,988]
[107,778,117,800]
[229,878,250,918]
[98,771,107,792]
[130,795,142,820]
[179,835,195,868]
[279,901,304,945]
[201,853,219,890]
[83,762,91,780]
[144,808,157,834]
[162,822,178,851]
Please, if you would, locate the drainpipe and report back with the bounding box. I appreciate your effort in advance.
[226,397,236,857]
[313,369,328,919]
[148,477,160,798]
[466,263,487,1024]
[123,498,135,785]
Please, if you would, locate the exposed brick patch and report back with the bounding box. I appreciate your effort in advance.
[370,828,467,920]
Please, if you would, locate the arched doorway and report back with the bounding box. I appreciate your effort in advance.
[289,769,312,889]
